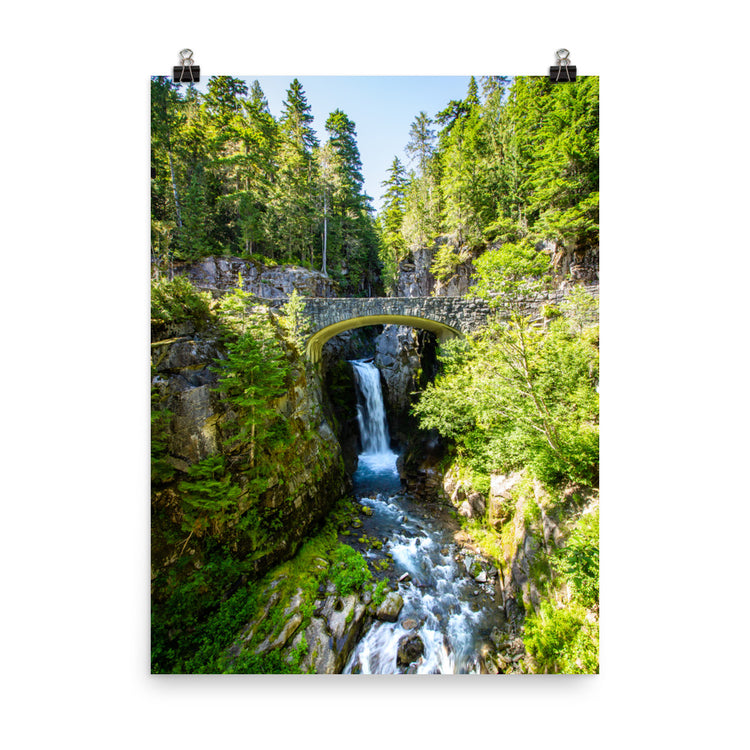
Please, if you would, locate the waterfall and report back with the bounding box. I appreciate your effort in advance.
[351,359,391,454]
[345,358,506,674]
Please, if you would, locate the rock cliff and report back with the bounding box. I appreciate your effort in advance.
[151,273,353,662]
[173,255,339,299]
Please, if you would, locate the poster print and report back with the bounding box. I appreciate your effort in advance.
[151,74,599,674]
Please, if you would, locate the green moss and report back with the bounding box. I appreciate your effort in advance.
[371,579,389,608]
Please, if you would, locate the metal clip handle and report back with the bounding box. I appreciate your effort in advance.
[179,49,194,67]
[173,48,200,84]
[549,48,577,83]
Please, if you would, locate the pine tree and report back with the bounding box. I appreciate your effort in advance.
[466,75,480,108]
[317,141,341,276]
[214,311,289,469]
[272,79,320,265]
[437,78,486,244]
[403,112,440,249]
[151,77,185,260]
[280,78,319,152]
[378,157,408,293]
[249,79,270,113]
[204,76,249,129]
[323,109,379,293]
[406,111,436,176]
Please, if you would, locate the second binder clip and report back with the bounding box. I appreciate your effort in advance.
[549,49,576,82]
[173,49,200,84]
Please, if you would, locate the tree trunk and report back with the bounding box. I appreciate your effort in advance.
[168,150,183,229]
[322,193,328,276]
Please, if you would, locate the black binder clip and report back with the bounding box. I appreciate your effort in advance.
[549,49,576,83]
[173,49,200,84]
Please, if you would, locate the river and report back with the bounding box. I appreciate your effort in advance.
[344,359,506,674]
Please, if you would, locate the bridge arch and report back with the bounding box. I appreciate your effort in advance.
[305,313,461,363]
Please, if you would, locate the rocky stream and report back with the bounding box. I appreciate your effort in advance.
[342,359,512,673]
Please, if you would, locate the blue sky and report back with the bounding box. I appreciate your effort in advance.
[188,76,473,213]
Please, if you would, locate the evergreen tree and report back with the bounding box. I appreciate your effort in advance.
[466,75,480,107]
[403,112,440,249]
[280,78,319,152]
[221,81,278,257]
[272,79,320,265]
[317,141,340,276]
[437,78,486,244]
[204,76,248,129]
[406,111,436,175]
[214,310,289,469]
[322,109,373,286]
[378,157,408,293]
[325,109,365,196]
[249,79,270,113]
[151,77,185,264]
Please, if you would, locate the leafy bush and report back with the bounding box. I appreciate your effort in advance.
[151,547,254,673]
[553,508,599,608]
[413,310,599,487]
[331,544,372,595]
[431,244,471,283]
[524,601,598,674]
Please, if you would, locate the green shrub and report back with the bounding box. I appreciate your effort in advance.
[330,544,372,595]
[553,508,599,608]
[227,650,302,674]
[151,275,212,325]
[151,387,175,484]
[524,601,598,673]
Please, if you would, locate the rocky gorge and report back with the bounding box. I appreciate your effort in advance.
[151,242,598,674]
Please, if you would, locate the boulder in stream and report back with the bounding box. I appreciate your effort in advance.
[375,592,404,622]
[397,633,425,667]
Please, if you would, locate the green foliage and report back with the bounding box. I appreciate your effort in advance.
[180,581,261,673]
[524,601,598,674]
[151,387,174,484]
[178,455,242,536]
[561,285,599,335]
[330,544,372,595]
[378,76,598,287]
[378,157,408,294]
[151,275,212,325]
[473,240,551,307]
[151,544,255,673]
[227,650,302,674]
[371,579,390,608]
[280,289,310,352]
[413,302,598,487]
[151,76,379,293]
[213,310,290,465]
[553,508,599,608]
[431,244,471,284]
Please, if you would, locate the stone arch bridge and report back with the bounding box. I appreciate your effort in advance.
[303,297,492,363]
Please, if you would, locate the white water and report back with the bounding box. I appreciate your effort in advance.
[351,359,399,491]
[351,358,392,455]
[344,359,502,674]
